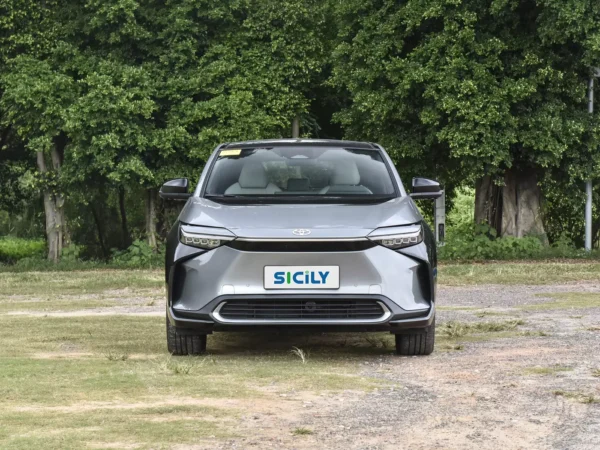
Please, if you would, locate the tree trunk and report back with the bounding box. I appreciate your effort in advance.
[90,203,108,259]
[51,136,70,247]
[37,151,61,262]
[501,167,547,243]
[145,188,158,250]
[292,116,300,138]
[474,176,502,233]
[118,186,131,248]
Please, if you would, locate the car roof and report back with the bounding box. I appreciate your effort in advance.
[221,139,378,150]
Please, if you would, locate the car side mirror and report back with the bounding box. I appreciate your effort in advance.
[159,178,191,201]
[410,177,443,199]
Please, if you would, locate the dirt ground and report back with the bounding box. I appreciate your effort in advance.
[203,283,600,450]
[2,277,600,449]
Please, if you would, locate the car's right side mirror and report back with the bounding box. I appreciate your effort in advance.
[159,178,191,201]
[410,177,443,199]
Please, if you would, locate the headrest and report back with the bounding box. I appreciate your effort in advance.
[239,163,269,188]
[331,161,360,185]
[287,178,310,191]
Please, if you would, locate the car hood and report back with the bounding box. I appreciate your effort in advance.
[178,196,423,239]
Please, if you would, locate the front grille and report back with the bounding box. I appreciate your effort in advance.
[226,240,376,252]
[217,299,385,321]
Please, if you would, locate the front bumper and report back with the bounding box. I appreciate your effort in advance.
[166,237,436,333]
[168,295,435,333]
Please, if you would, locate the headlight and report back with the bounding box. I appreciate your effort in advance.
[180,227,235,250]
[368,224,423,249]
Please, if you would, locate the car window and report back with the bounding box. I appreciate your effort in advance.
[204,146,396,198]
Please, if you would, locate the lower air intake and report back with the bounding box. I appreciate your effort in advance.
[217,299,385,321]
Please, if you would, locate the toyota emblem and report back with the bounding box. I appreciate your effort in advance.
[292,229,311,236]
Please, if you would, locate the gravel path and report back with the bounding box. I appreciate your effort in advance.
[219,282,600,450]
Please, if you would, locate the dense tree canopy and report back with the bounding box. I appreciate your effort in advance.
[1,0,600,260]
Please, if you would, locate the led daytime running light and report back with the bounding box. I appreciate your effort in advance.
[369,226,423,249]
[180,229,234,249]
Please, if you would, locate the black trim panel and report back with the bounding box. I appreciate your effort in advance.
[226,240,376,252]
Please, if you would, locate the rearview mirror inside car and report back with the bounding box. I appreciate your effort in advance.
[410,177,443,199]
[159,178,191,201]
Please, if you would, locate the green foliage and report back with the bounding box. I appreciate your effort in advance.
[440,223,599,261]
[2,0,600,262]
[0,237,45,263]
[331,0,600,185]
[111,240,162,268]
[0,241,163,272]
[447,187,475,231]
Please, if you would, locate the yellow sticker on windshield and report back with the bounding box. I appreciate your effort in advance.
[220,149,242,157]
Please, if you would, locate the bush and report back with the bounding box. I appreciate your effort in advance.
[0,237,46,263]
[439,224,600,261]
[111,240,162,268]
[0,240,164,272]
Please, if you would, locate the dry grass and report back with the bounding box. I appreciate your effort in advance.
[524,366,573,376]
[440,262,600,286]
[523,293,600,310]
[552,390,598,404]
[439,320,525,338]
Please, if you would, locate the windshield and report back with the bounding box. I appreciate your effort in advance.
[204,146,396,202]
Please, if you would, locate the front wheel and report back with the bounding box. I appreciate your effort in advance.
[395,316,435,356]
[166,316,207,355]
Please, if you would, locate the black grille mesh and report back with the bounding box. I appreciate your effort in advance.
[218,299,385,320]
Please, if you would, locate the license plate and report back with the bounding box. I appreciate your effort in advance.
[264,266,340,289]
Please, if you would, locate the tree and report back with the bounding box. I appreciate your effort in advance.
[1,0,332,258]
[0,0,70,260]
[331,0,600,241]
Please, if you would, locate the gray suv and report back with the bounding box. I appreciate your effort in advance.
[160,139,442,356]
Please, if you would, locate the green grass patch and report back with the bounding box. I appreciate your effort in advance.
[436,306,479,311]
[0,270,163,296]
[0,315,388,406]
[0,404,234,449]
[552,390,598,404]
[474,310,511,318]
[0,313,389,448]
[440,262,600,286]
[522,293,600,311]
[439,320,525,338]
[292,427,314,436]
[0,298,126,313]
[524,366,573,376]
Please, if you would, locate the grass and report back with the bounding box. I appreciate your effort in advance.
[524,366,573,376]
[522,293,600,311]
[0,262,597,447]
[290,346,309,364]
[439,320,525,338]
[0,298,127,312]
[0,270,164,296]
[0,405,234,449]
[552,390,598,404]
[440,343,464,351]
[440,262,600,285]
[0,311,388,447]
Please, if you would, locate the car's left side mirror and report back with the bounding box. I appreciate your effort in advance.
[410,177,443,199]
[159,178,191,201]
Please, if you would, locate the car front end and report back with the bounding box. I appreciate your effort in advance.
[162,139,441,355]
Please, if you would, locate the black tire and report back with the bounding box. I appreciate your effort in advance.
[395,316,435,356]
[166,316,207,355]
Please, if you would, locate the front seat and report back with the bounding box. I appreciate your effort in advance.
[320,160,372,194]
[225,163,281,195]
